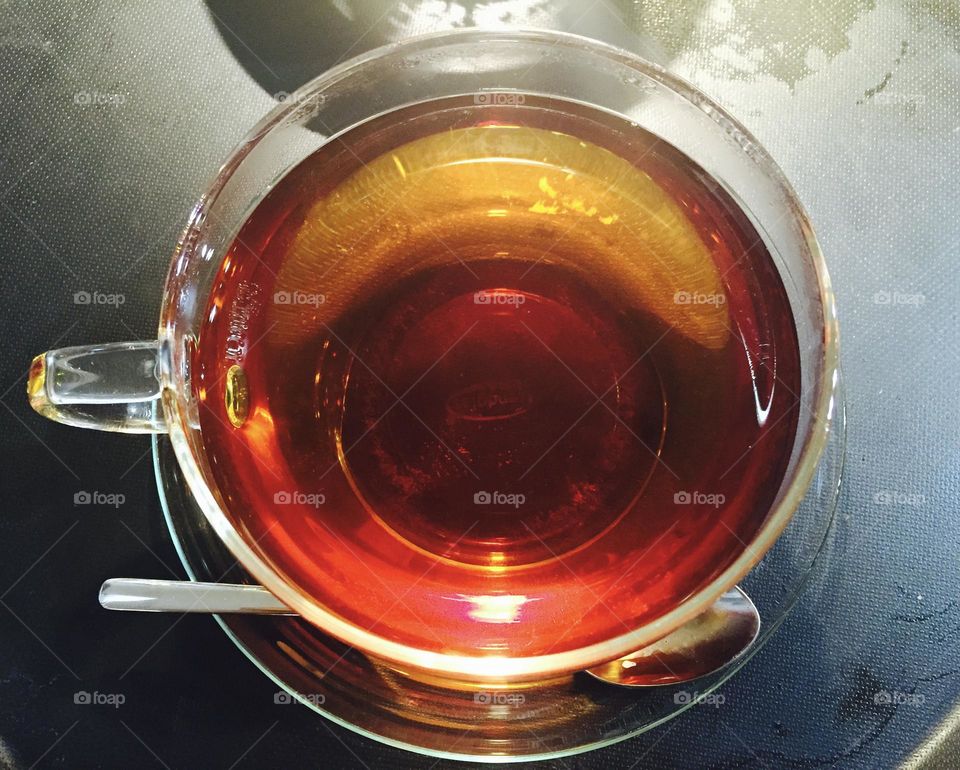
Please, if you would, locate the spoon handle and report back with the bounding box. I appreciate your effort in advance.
[101,578,760,687]
[99,578,295,615]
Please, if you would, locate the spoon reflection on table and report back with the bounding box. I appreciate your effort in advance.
[99,578,759,687]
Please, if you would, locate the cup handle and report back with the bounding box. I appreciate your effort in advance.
[27,341,167,433]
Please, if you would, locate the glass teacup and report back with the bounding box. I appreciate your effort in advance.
[28,30,839,684]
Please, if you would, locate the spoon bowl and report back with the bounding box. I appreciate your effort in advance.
[584,586,760,687]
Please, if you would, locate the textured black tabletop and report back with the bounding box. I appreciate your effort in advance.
[1,2,958,768]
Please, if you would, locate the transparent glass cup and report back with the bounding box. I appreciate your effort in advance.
[27,30,839,684]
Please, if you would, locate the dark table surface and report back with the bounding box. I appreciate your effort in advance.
[1,1,958,768]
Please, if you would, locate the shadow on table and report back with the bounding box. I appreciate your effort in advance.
[202,0,670,95]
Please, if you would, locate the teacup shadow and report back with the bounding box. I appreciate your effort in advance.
[202,0,669,96]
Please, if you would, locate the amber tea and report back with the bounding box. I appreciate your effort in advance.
[193,95,801,660]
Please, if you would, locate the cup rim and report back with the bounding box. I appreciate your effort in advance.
[159,27,840,681]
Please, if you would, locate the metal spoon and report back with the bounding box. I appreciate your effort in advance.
[584,586,760,687]
[99,578,296,615]
[100,578,759,685]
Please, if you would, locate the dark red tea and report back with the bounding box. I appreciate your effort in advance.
[193,95,801,661]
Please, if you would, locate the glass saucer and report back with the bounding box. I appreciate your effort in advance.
[153,382,845,762]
